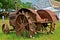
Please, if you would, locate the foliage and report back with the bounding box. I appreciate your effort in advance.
[0,2,3,8]
[55,0,60,2]
[18,2,33,9]
[0,0,33,10]
[0,0,33,17]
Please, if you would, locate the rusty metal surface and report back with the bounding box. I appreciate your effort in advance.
[7,8,59,38]
[18,8,47,23]
[8,8,49,37]
[9,9,37,37]
[9,12,17,27]
[36,9,59,33]
[37,10,59,22]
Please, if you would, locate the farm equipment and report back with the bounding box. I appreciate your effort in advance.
[2,8,59,38]
[37,10,59,33]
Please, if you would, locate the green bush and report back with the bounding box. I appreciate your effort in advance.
[55,0,60,2]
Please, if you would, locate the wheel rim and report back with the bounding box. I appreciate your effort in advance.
[17,14,29,27]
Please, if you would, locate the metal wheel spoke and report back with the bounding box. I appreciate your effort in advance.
[19,17,22,23]
[17,16,22,25]
[22,17,25,23]
[16,11,30,29]
[24,23,29,27]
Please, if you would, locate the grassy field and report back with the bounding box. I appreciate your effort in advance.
[0,19,60,40]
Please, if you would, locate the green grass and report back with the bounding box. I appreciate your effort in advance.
[0,19,60,40]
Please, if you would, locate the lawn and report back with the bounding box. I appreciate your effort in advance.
[0,19,60,40]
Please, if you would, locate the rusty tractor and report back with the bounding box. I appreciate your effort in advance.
[2,8,59,38]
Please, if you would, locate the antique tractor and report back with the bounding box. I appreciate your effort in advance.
[2,8,59,38]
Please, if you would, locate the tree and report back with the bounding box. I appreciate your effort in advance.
[18,2,33,9]
[55,0,60,1]
[0,2,3,8]
[0,0,15,10]
[0,0,33,10]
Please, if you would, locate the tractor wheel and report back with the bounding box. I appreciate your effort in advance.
[2,23,10,34]
[15,11,36,38]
